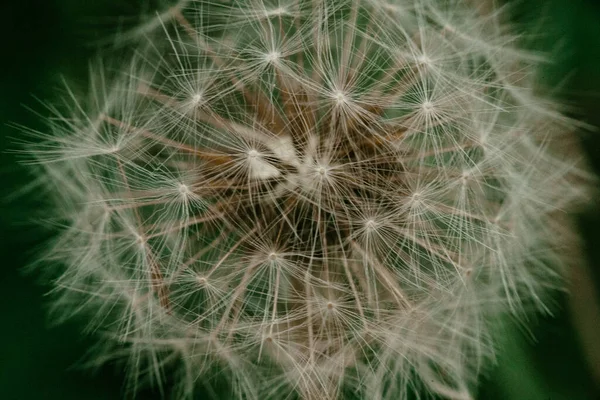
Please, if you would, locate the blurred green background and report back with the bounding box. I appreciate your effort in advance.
[1,0,599,399]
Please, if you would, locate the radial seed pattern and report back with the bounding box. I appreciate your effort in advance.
[30,1,592,399]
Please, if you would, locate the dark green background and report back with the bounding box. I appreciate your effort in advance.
[1,1,599,399]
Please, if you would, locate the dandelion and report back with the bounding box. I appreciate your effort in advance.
[26,0,593,399]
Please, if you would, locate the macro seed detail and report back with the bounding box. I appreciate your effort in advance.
[30,1,592,399]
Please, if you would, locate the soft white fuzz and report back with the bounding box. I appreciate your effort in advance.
[27,0,593,399]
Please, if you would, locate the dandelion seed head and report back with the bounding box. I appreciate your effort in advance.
[26,0,594,399]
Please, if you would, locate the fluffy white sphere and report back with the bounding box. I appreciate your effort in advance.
[29,1,593,399]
